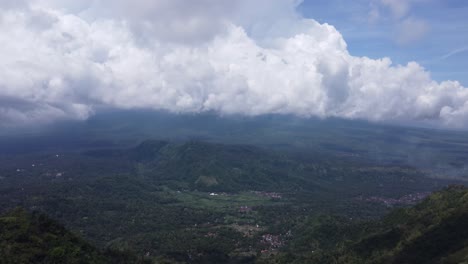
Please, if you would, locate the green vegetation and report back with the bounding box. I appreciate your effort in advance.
[0,139,466,263]
[272,185,468,264]
[0,208,148,264]
[2,187,467,263]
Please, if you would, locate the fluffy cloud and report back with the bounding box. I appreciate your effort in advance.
[0,0,467,128]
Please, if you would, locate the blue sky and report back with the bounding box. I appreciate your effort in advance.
[298,0,468,86]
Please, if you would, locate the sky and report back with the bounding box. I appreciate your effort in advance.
[298,0,468,85]
[0,0,467,129]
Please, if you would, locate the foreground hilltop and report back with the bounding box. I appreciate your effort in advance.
[0,209,149,264]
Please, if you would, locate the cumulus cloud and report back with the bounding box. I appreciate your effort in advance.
[0,0,467,128]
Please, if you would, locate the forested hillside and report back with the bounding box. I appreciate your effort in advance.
[272,186,468,264]
[1,187,467,263]
[0,208,148,264]
[0,140,466,263]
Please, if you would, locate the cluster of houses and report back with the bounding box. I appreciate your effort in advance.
[358,192,431,206]
[204,232,217,238]
[15,154,64,177]
[238,205,253,213]
[252,191,282,199]
[261,234,284,249]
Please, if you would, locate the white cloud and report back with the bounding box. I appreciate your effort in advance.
[0,0,467,128]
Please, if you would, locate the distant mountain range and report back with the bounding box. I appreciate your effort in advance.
[2,111,468,180]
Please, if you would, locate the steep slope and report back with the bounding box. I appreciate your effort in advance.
[0,208,148,264]
[282,186,468,264]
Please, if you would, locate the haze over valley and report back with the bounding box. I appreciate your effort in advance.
[1,1,468,263]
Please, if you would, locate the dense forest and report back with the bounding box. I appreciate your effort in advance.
[0,208,149,264]
[0,138,467,263]
[1,186,467,263]
[271,185,468,263]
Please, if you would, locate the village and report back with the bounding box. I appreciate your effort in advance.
[357,192,431,206]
